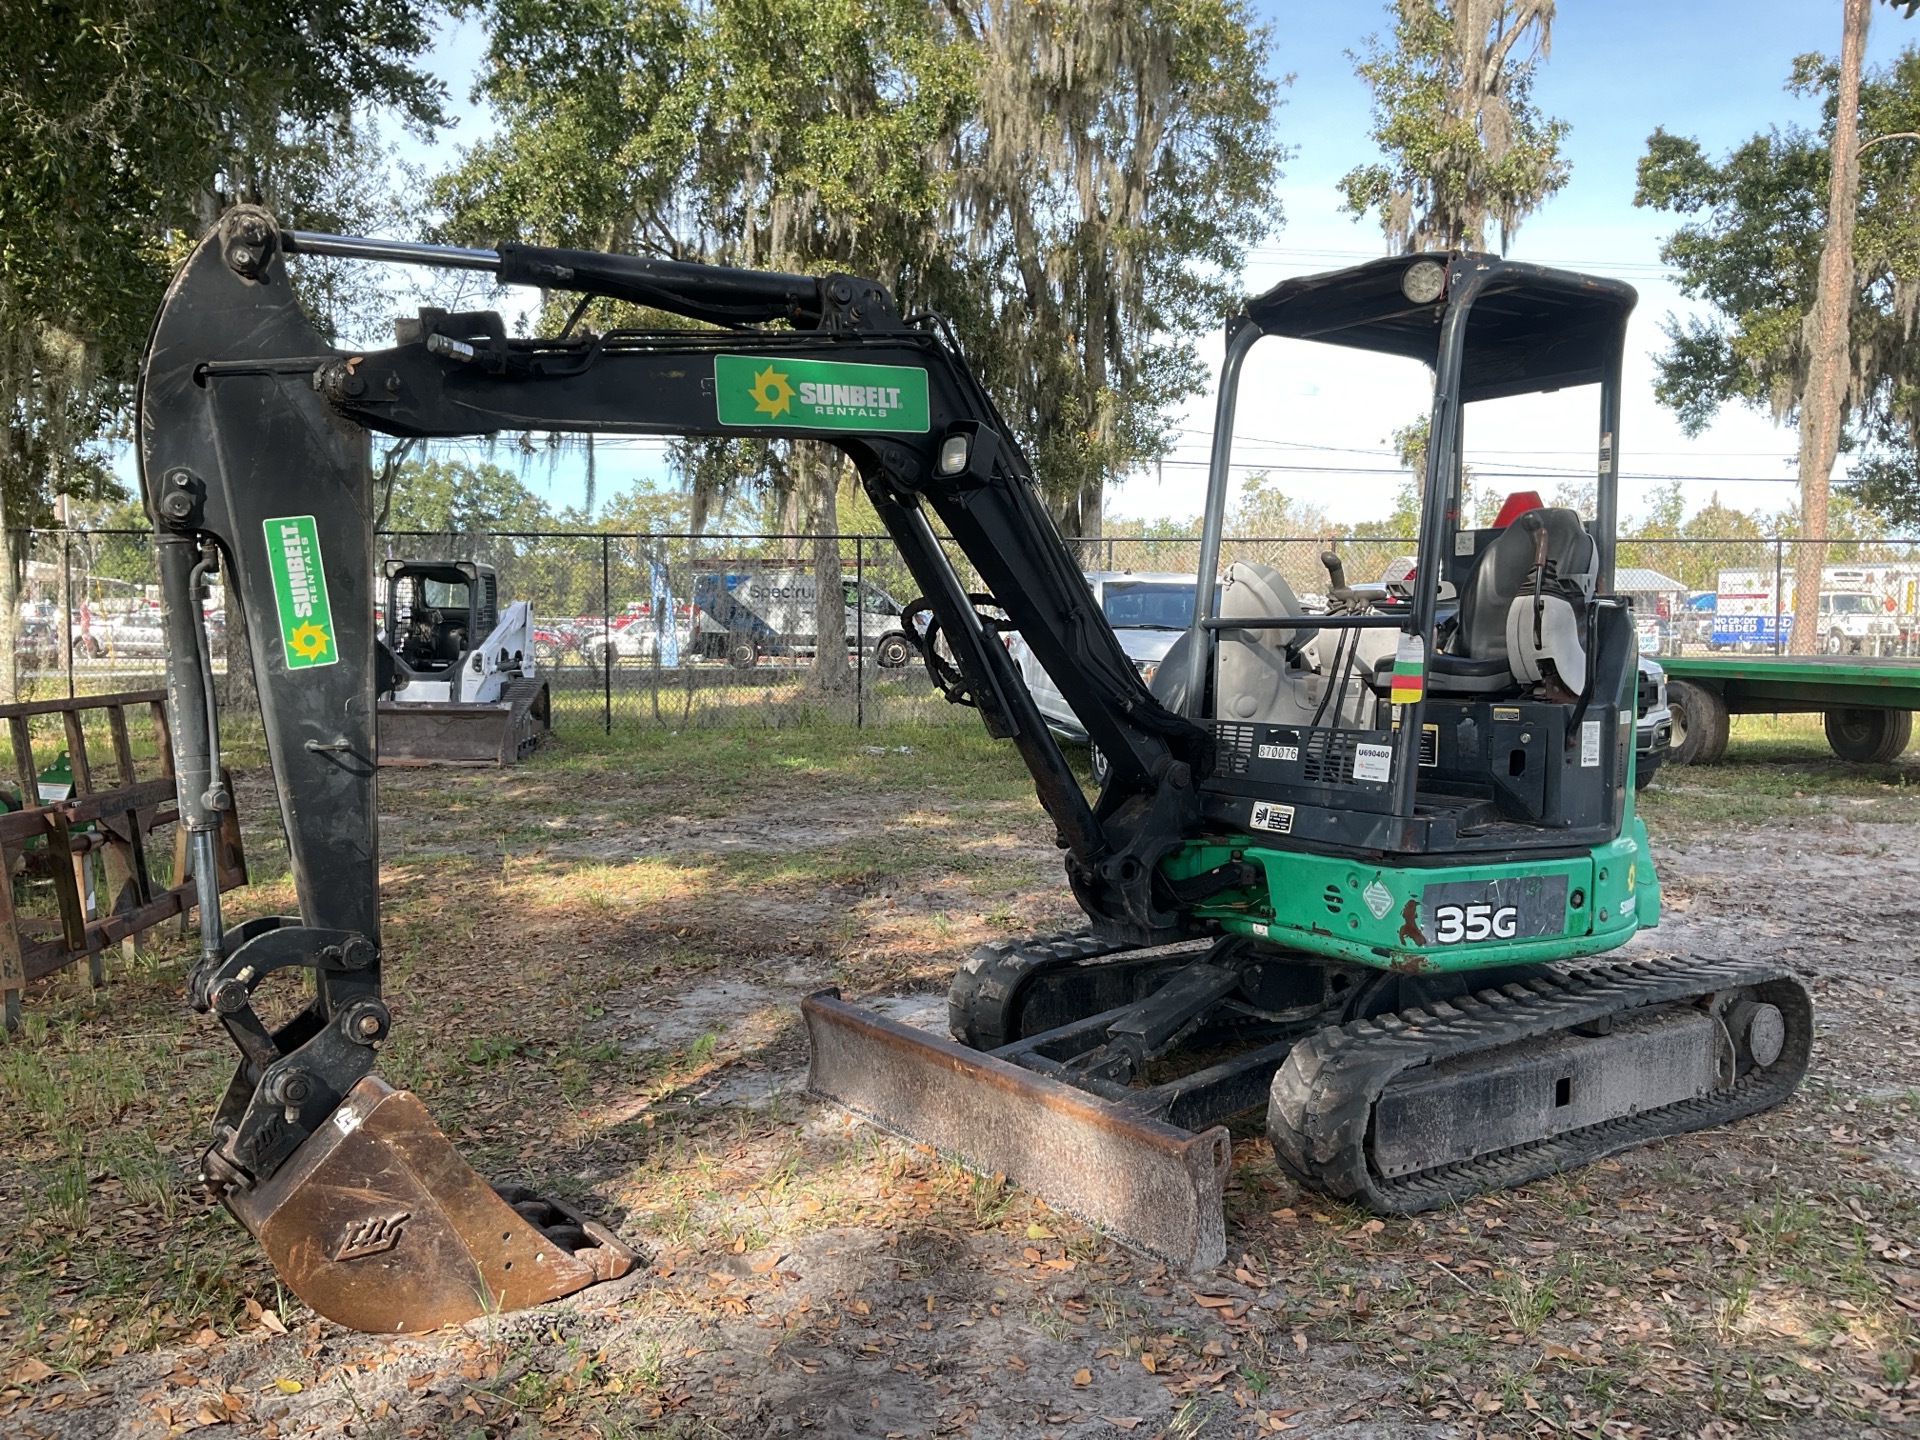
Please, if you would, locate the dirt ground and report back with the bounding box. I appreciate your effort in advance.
[5,721,1920,1439]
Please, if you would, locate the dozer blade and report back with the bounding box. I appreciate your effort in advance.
[224,1076,635,1333]
[803,989,1231,1272]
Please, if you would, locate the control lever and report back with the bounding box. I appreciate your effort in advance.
[1320,550,1358,611]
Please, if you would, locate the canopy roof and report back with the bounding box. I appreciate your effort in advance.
[1243,253,1637,404]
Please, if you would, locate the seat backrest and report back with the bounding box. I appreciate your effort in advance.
[1456,508,1596,662]
[1214,560,1321,723]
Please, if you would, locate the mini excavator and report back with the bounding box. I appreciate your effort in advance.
[143,207,1810,1330]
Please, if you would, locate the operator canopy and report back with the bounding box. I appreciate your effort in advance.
[1243,253,1637,404]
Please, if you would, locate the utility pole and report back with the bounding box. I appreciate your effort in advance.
[1790,0,1871,655]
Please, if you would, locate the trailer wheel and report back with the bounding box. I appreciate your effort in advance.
[728,640,759,670]
[1823,708,1913,763]
[1667,680,1730,766]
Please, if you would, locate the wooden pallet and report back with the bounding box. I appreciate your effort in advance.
[0,689,246,1030]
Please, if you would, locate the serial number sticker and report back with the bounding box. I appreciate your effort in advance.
[1581,718,1602,767]
[1352,742,1393,783]
[1418,874,1569,946]
[1455,530,1477,557]
[1257,742,1299,762]
[1249,801,1294,834]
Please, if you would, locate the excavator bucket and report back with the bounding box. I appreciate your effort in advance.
[802,990,1231,1272]
[223,1077,635,1334]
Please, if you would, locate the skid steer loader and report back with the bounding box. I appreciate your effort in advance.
[377,558,551,765]
[143,208,1808,1331]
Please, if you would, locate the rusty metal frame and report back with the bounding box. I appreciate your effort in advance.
[0,688,246,1030]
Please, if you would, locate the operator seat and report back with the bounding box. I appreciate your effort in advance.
[1213,560,1326,726]
[1395,507,1599,699]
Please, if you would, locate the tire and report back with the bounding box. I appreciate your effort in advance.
[1634,755,1660,790]
[1089,746,1110,787]
[728,640,759,670]
[873,632,912,669]
[1823,708,1913,764]
[534,640,561,666]
[1667,680,1730,766]
[1825,628,1848,656]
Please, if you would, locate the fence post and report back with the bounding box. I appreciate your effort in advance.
[855,535,864,731]
[601,533,612,735]
[1773,537,1784,657]
[62,531,74,700]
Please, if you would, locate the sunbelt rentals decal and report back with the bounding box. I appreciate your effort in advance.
[263,515,338,669]
[713,354,930,433]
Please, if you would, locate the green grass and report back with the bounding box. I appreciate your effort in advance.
[1640,712,1920,828]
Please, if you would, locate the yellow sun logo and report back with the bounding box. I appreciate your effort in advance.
[287,621,331,661]
[748,365,795,418]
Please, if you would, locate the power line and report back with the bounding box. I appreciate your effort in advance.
[1142,457,1804,484]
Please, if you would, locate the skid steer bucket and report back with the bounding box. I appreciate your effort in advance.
[378,679,552,767]
[803,990,1231,1272]
[223,1077,635,1333]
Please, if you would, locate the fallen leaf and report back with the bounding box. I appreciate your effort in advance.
[463,1395,485,1416]
[258,1311,288,1336]
[8,1358,53,1385]
[1539,1343,1585,1365]
[1104,1418,1143,1430]
[1073,1368,1091,1386]
[273,1378,303,1395]
[1141,1353,1157,1373]
[1192,1294,1238,1309]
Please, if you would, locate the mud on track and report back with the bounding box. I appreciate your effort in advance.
[5,727,1920,1438]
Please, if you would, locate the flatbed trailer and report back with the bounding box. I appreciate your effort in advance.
[1658,653,1920,765]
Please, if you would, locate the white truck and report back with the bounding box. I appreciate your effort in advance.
[690,567,916,669]
[1713,566,1909,655]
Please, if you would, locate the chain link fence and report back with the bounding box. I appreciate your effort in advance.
[13,530,1920,732]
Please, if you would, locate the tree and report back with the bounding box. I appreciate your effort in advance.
[442,0,1283,685]
[947,0,1287,534]
[441,0,975,693]
[1340,0,1570,253]
[1228,474,1331,536]
[0,0,445,698]
[1635,24,1920,648]
[382,459,552,535]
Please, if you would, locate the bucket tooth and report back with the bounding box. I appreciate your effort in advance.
[223,1076,635,1333]
[803,988,1230,1272]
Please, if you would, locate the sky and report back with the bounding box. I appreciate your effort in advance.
[296,1,1920,531]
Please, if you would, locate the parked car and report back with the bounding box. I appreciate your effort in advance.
[1635,655,1672,789]
[1005,571,1214,782]
[78,608,169,660]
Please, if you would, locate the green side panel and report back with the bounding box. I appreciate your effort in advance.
[1173,828,1655,974]
[713,354,930,433]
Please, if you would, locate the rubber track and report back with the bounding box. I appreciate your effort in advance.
[1267,955,1813,1214]
[947,928,1141,1048]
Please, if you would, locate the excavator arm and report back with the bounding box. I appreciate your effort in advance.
[140,208,1218,1326]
